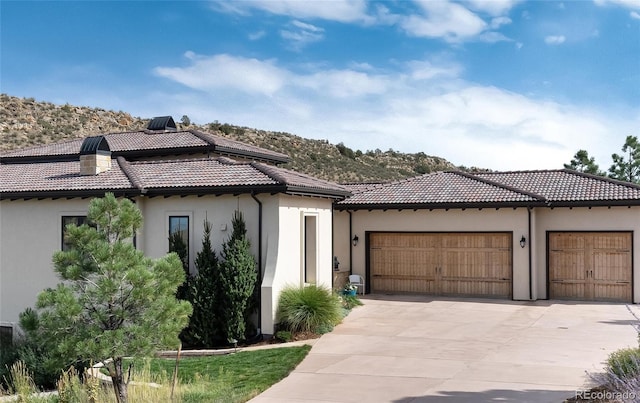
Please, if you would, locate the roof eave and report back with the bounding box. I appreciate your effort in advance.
[284,185,351,200]
[0,188,139,201]
[335,201,540,211]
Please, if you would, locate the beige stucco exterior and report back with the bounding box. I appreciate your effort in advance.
[334,206,640,303]
[0,193,334,335]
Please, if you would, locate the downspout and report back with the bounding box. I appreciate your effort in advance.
[251,193,263,335]
[348,211,353,275]
[528,206,533,300]
[331,203,335,289]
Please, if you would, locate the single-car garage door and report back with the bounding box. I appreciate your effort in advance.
[548,232,632,302]
[369,232,512,297]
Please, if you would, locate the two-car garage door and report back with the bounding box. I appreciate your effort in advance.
[369,232,512,298]
[549,232,632,302]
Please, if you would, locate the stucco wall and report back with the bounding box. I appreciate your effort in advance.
[345,208,531,300]
[0,193,336,335]
[533,206,640,302]
[0,199,91,324]
[260,195,334,334]
[135,194,260,274]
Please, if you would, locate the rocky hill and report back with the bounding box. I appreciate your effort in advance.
[0,94,468,183]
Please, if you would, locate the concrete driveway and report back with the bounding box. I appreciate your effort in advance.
[250,295,639,403]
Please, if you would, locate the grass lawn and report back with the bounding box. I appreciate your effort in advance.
[134,345,312,403]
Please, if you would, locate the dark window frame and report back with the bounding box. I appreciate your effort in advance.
[169,215,190,270]
[61,215,88,251]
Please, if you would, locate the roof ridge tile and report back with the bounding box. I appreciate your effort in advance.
[457,170,547,202]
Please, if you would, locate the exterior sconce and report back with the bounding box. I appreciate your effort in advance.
[520,236,526,248]
[352,235,359,247]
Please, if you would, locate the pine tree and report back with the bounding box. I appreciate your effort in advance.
[19,193,192,403]
[564,149,602,175]
[181,219,222,347]
[609,135,640,183]
[219,211,257,343]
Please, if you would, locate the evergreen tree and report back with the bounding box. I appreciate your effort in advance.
[181,219,222,347]
[564,149,602,175]
[219,211,257,343]
[609,135,640,183]
[20,194,191,403]
[169,230,190,300]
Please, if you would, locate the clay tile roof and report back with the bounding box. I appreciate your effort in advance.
[128,158,278,189]
[106,131,207,151]
[0,155,351,200]
[338,171,537,209]
[252,162,351,196]
[474,170,640,203]
[191,130,290,163]
[0,160,133,195]
[1,138,85,158]
[341,183,387,194]
[1,129,290,164]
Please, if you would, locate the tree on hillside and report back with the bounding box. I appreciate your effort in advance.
[609,135,640,183]
[218,211,257,343]
[19,193,192,403]
[564,149,602,175]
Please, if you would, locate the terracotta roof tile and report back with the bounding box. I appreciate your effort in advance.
[129,158,277,189]
[474,170,640,202]
[253,162,351,195]
[0,160,133,193]
[1,130,289,163]
[1,157,348,199]
[338,171,537,207]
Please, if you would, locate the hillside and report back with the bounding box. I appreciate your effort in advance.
[0,94,466,183]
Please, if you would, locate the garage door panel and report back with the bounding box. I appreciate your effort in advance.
[441,278,511,297]
[594,283,631,301]
[373,277,437,294]
[548,232,631,302]
[370,232,512,297]
[549,251,585,280]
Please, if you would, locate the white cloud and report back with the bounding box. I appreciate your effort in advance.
[152,53,634,171]
[464,0,521,16]
[490,16,512,29]
[631,10,640,19]
[401,1,487,41]
[248,30,266,40]
[213,0,374,23]
[153,53,288,96]
[281,20,325,50]
[545,35,566,44]
[594,0,640,10]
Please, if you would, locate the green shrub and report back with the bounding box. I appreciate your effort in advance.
[1,334,60,391]
[275,331,292,343]
[276,285,342,333]
[606,347,640,379]
[341,294,363,310]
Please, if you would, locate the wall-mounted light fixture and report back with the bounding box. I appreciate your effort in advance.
[520,235,526,248]
[352,235,359,247]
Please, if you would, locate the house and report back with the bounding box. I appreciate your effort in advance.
[3,117,640,342]
[0,117,350,338]
[333,170,640,303]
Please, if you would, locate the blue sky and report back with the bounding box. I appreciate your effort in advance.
[2,0,639,171]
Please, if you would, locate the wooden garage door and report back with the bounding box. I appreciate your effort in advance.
[549,232,632,302]
[369,233,512,297]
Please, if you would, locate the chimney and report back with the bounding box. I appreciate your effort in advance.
[80,135,111,175]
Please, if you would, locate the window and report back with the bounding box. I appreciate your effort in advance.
[303,215,318,285]
[0,325,13,347]
[61,216,87,251]
[169,216,189,272]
